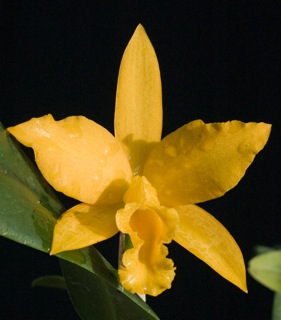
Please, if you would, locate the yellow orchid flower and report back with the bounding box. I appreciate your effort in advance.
[7,24,271,297]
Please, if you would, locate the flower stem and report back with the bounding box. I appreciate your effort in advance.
[118,232,126,268]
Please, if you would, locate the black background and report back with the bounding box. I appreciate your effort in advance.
[1,1,280,319]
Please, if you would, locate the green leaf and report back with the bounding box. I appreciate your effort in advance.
[254,245,281,256]
[248,250,281,293]
[0,124,64,218]
[0,125,63,251]
[273,293,281,320]
[61,259,159,320]
[32,275,67,290]
[0,124,159,319]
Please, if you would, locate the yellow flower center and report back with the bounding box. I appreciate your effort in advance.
[116,176,178,296]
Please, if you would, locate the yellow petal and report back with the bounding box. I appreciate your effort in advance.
[123,175,159,207]
[114,24,163,175]
[51,203,120,255]
[8,115,132,204]
[116,203,178,296]
[144,120,271,206]
[173,204,247,292]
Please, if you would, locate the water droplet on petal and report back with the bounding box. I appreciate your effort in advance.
[98,158,106,167]
[164,145,177,157]
[228,121,243,133]
[198,138,216,152]
[238,141,250,154]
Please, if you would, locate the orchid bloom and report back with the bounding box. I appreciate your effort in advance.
[7,25,271,297]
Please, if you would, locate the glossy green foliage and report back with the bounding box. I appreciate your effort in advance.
[32,275,67,290]
[0,124,159,319]
[249,247,281,320]
[273,293,281,320]
[0,124,63,251]
[61,259,159,320]
[248,250,281,293]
